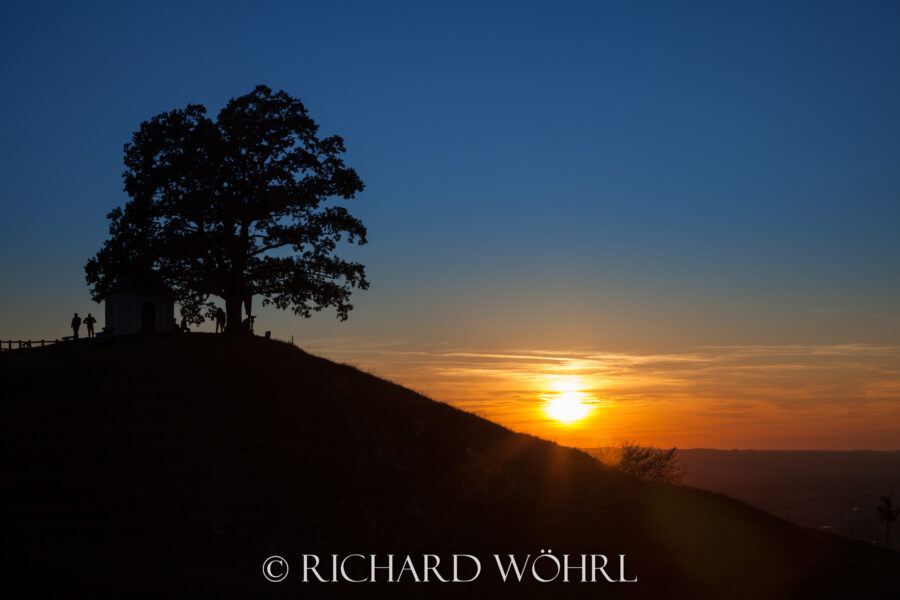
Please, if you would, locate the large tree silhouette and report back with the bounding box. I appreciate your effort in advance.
[86,85,368,332]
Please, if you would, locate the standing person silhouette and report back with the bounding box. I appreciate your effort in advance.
[71,313,82,339]
[215,307,226,333]
[84,313,97,338]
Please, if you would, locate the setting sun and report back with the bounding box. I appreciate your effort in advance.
[543,378,593,424]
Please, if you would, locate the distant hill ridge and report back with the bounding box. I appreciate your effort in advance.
[3,334,899,599]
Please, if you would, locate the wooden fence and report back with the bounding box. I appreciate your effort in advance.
[1,339,63,351]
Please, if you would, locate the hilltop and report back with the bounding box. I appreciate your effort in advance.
[3,334,898,598]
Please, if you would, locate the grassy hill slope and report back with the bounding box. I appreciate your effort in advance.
[3,334,898,598]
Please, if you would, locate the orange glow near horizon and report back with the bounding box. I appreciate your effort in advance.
[310,343,900,450]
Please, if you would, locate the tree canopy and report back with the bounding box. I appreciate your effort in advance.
[85,85,368,332]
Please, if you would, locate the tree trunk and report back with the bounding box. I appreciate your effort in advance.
[224,295,243,335]
[223,218,251,336]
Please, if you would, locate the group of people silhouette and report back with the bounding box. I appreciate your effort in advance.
[69,307,246,337]
[70,313,96,339]
[211,307,254,333]
[182,307,228,333]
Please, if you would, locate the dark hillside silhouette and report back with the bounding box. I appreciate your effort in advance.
[3,335,899,598]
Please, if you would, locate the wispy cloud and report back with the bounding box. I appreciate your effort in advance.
[813,308,900,327]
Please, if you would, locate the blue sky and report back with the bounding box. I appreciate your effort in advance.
[2,1,899,447]
[2,0,899,345]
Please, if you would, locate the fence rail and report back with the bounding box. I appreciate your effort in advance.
[1,339,63,351]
